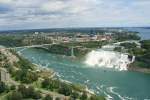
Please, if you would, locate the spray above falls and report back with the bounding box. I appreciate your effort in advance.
[84,50,135,71]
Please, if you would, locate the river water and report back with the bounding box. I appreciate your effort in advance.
[16,28,150,100]
[124,27,150,40]
[17,47,150,100]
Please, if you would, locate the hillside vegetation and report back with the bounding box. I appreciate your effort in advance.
[0,47,105,100]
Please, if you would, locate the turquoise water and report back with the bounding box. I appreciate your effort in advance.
[17,48,150,100]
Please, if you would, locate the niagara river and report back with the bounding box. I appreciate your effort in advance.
[15,28,150,100]
[15,46,150,100]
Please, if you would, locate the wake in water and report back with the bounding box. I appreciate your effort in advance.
[84,50,134,71]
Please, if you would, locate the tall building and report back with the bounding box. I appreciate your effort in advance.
[0,68,9,83]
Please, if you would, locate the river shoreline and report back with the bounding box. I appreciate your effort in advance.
[14,45,150,99]
[128,65,150,74]
[33,46,150,74]
[20,53,97,96]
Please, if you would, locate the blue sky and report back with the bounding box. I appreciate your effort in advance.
[0,0,150,30]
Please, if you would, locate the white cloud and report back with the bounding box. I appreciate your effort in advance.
[0,0,13,4]
[41,1,66,12]
[0,0,150,30]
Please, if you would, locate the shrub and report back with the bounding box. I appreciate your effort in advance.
[0,81,8,93]
[7,91,23,100]
[43,95,53,100]
[55,97,61,100]
[58,83,72,96]
[80,92,88,100]
[15,69,38,83]
[71,91,80,99]
[10,85,16,90]
[18,85,41,99]
[42,78,60,91]
[90,95,106,100]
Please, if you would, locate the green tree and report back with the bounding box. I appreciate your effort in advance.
[42,78,50,89]
[71,91,79,99]
[43,95,53,100]
[15,69,38,83]
[18,85,41,99]
[55,97,61,100]
[114,47,122,52]
[18,85,26,97]
[0,81,8,93]
[90,95,106,100]
[7,91,23,100]
[58,83,72,96]
[42,78,60,90]
[140,40,150,50]
[120,42,137,49]
[80,92,88,100]
[10,85,16,90]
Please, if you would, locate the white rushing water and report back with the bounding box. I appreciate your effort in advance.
[85,50,134,71]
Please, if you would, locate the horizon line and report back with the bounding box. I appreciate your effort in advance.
[0,26,150,32]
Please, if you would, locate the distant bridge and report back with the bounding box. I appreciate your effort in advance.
[8,42,76,57]
[10,43,56,49]
[7,43,58,54]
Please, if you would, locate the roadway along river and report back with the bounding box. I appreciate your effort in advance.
[17,47,150,100]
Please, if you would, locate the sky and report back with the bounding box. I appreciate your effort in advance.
[0,0,150,30]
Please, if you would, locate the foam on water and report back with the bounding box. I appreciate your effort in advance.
[84,50,134,71]
[108,87,125,100]
[17,46,150,100]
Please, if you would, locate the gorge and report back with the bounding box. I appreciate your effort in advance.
[16,44,150,100]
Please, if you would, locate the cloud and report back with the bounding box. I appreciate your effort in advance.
[0,0,150,30]
[0,0,12,4]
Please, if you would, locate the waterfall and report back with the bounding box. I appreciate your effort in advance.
[84,50,134,71]
[132,56,135,63]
